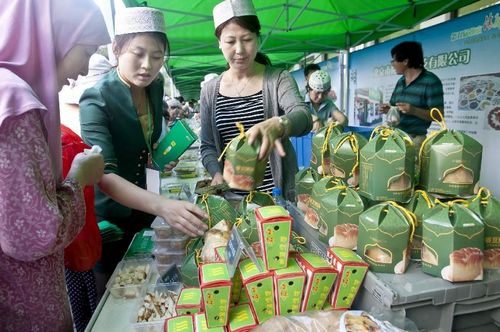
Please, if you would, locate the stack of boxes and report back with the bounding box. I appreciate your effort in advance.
[151,217,189,275]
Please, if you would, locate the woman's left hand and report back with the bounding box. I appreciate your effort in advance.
[247,117,286,160]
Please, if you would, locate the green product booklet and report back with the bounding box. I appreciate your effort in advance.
[153,119,197,169]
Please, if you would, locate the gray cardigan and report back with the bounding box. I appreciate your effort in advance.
[199,66,313,201]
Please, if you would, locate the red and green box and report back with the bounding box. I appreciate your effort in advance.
[227,304,258,332]
[176,287,202,315]
[327,247,368,309]
[238,257,276,324]
[164,314,194,332]
[296,252,337,312]
[193,312,227,332]
[273,256,306,315]
[199,263,232,328]
[255,205,293,270]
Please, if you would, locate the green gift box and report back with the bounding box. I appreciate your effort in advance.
[305,176,344,230]
[176,287,202,315]
[193,312,227,332]
[239,257,276,324]
[296,252,337,312]
[295,167,320,213]
[327,247,368,309]
[273,256,306,315]
[357,202,414,274]
[181,237,203,287]
[255,205,293,270]
[164,314,194,332]
[310,123,343,176]
[422,201,484,282]
[196,194,239,228]
[359,126,415,203]
[315,184,366,249]
[468,188,500,269]
[420,111,482,197]
[199,263,232,327]
[237,212,260,246]
[238,191,275,217]
[403,190,435,259]
[222,123,267,191]
[153,119,197,170]
[227,303,258,332]
[328,132,368,186]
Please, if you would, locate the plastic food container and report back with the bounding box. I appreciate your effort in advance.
[132,282,183,332]
[154,235,189,251]
[153,247,186,266]
[106,258,154,299]
[150,217,185,238]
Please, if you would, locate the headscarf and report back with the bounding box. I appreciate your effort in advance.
[0,0,110,178]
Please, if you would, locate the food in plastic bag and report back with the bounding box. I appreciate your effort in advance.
[386,107,400,127]
[201,220,231,263]
[253,310,343,332]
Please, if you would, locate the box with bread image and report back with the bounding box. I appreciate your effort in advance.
[221,122,267,191]
[304,176,344,230]
[227,303,257,332]
[295,167,320,213]
[295,252,337,312]
[358,126,415,203]
[419,109,482,197]
[328,131,368,187]
[403,190,435,260]
[468,187,500,269]
[327,247,368,309]
[273,256,306,316]
[198,262,232,328]
[255,205,293,271]
[310,122,343,175]
[238,257,276,324]
[421,200,484,282]
[314,184,366,250]
[357,201,415,274]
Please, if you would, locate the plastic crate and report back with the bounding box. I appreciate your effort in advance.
[288,204,500,332]
[290,132,313,169]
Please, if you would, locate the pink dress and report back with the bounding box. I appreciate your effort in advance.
[0,111,86,332]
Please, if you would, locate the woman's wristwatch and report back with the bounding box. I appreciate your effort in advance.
[278,115,291,137]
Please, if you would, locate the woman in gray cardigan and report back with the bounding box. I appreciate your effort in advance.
[200,0,312,201]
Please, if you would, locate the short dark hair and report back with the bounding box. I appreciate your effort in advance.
[304,63,320,79]
[215,16,271,66]
[113,32,170,59]
[391,41,424,69]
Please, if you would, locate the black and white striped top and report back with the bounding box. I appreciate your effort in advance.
[215,91,274,194]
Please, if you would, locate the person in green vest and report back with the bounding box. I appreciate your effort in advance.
[79,7,208,294]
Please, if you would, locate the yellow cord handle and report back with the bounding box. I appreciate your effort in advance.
[326,183,347,192]
[293,233,306,245]
[333,133,360,176]
[419,108,447,168]
[471,187,491,206]
[434,198,469,210]
[200,193,213,229]
[234,217,243,228]
[369,125,385,140]
[195,248,202,266]
[415,190,434,209]
[218,122,246,162]
[320,122,338,176]
[387,201,417,242]
[430,108,447,130]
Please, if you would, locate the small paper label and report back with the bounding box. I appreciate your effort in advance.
[226,227,262,277]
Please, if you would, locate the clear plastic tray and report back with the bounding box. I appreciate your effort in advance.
[150,217,185,238]
[106,258,154,299]
[132,282,183,332]
[154,235,189,251]
[153,248,186,265]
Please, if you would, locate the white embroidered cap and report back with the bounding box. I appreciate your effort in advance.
[213,0,257,29]
[114,7,165,36]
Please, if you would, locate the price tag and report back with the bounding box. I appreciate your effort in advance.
[226,227,262,277]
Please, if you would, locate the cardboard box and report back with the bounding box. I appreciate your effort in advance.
[403,190,435,260]
[199,263,232,327]
[295,167,320,213]
[422,203,484,282]
[176,287,202,315]
[227,304,258,332]
[328,131,368,185]
[164,314,194,332]
[255,205,293,270]
[327,247,368,309]
[310,124,343,175]
[193,313,227,332]
[153,119,197,169]
[296,252,337,312]
[273,257,306,315]
[357,202,413,274]
[238,257,276,324]
[195,194,239,229]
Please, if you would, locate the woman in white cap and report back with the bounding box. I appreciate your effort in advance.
[79,7,208,291]
[306,69,347,132]
[200,0,313,200]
